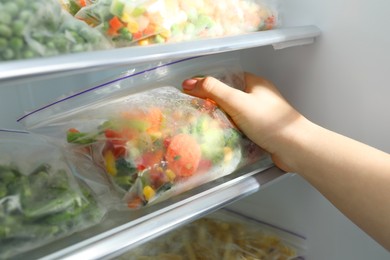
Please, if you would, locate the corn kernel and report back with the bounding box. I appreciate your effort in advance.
[223,147,233,163]
[165,169,176,181]
[126,20,139,33]
[138,39,150,46]
[143,185,156,201]
[104,150,117,176]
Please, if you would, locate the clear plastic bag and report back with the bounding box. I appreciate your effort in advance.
[0,129,106,258]
[121,208,306,259]
[19,55,271,210]
[0,0,111,61]
[72,0,278,47]
[59,0,96,16]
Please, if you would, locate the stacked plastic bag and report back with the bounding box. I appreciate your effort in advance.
[0,130,106,258]
[5,55,273,257]
[0,0,110,61]
[70,0,277,46]
[121,209,306,259]
[0,0,278,61]
[19,56,269,210]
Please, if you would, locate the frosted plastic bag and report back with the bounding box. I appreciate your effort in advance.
[122,209,306,259]
[0,0,110,61]
[19,55,270,210]
[73,0,278,47]
[0,129,106,259]
[60,0,96,16]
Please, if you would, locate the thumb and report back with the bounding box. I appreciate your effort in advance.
[182,76,246,116]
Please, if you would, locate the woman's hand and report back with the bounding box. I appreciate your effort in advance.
[183,73,390,250]
[182,73,307,172]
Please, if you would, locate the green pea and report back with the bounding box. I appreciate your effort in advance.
[64,23,79,32]
[19,10,32,22]
[12,20,25,37]
[2,48,14,60]
[69,31,84,43]
[10,37,24,50]
[4,2,18,18]
[72,44,85,52]
[0,13,12,25]
[23,49,36,59]
[0,24,12,38]
[171,24,182,36]
[53,36,67,52]
[15,0,26,9]
[0,38,7,51]
[195,15,214,29]
[154,34,165,44]
[31,2,43,12]
[184,23,196,35]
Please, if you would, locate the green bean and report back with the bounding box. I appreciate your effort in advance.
[2,48,14,60]
[10,37,24,51]
[4,2,18,17]
[0,38,7,51]
[23,49,36,59]
[12,20,25,37]
[0,24,11,38]
[0,13,12,25]
[18,10,32,22]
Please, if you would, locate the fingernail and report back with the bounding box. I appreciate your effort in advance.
[192,74,205,79]
[182,78,198,90]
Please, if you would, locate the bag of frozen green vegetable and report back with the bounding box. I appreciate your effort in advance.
[0,129,106,259]
[19,55,271,210]
[0,0,110,61]
[73,0,278,47]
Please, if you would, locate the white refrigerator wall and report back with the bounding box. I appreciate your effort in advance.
[229,0,390,259]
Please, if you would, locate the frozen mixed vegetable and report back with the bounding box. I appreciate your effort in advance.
[121,210,304,259]
[65,87,266,209]
[72,0,277,46]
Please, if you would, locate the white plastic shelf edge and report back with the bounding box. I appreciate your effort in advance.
[0,26,320,84]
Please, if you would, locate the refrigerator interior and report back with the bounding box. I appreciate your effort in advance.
[0,0,389,259]
[227,0,390,259]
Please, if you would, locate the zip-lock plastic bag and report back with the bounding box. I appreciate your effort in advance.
[19,55,271,210]
[72,0,278,47]
[0,129,106,259]
[0,0,110,62]
[121,209,306,259]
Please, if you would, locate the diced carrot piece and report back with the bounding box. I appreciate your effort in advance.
[166,134,201,177]
[133,31,143,40]
[109,16,123,32]
[127,196,143,209]
[68,128,80,133]
[143,24,156,36]
[145,107,163,133]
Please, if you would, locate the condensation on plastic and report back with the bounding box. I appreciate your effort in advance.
[18,54,269,210]
[0,129,107,259]
[72,0,279,47]
[120,208,306,259]
[18,54,244,129]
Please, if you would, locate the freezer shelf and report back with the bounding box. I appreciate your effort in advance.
[0,26,320,84]
[19,161,285,260]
